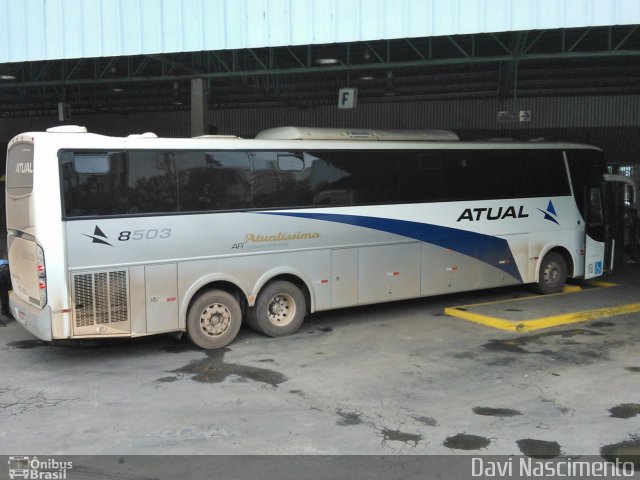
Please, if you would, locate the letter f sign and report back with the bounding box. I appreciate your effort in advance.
[338,88,357,109]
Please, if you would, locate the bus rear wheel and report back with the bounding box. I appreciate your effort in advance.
[186,289,242,349]
[249,281,306,337]
[536,252,567,294]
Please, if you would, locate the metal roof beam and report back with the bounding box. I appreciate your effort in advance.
[246,48,268,71]
[405,39,426,61]
[497,31,527,100]
[98,58,119,79]
[614,25,639,50]
[522,30,547,54]
[567,27,593,52]
[2,47,640,91]
[363,42,386,63]
[1,26,639,116]
[33,61,54,82]
[210,51,232,72]
[67,59,85,79]
[285,46,306,68]
[446,36,471,58]
[2,27,637,83]
[133,57,152,77]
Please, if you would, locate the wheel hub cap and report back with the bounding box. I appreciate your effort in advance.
[267,294,295,326]
[546,263,560,284]
[200,304,231,336]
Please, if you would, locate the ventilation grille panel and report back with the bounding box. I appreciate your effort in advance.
[73,270,129,328]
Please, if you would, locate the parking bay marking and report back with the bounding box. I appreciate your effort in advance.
[444,282,640,332]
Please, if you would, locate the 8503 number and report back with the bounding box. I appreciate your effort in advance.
[118,229,171,241]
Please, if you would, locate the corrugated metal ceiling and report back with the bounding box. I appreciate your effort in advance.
[1,0,640,63]
[1,25,639,117]
[0,0,639,131]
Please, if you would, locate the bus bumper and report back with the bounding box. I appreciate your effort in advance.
[10,292,53,341]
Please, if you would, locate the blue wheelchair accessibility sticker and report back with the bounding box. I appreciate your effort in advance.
[595,261,603,275]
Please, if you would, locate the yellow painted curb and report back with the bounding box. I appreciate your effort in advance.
[444,279,629,332]
[562,284,582,293]
[443,307,520,331]
[585,280,618,288]
[444,302,640,332]
[515,303,640,331]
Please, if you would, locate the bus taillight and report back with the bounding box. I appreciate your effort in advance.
[36,244,47,306]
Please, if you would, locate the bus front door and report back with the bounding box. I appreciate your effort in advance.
[583,183,612,279]
[603,173,638,266]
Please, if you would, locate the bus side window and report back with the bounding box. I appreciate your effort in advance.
[396,151,446,203]
[252,151,328,208]
[277,151,309,206]
[252,152,287,208]
[176,151,251,212]
[127,151,179,214]
[330,150,399,205]
[61,151,125,217]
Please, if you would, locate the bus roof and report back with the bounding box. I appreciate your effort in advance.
[9,126,603,152]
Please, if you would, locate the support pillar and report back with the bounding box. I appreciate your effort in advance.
[190,78,208,137]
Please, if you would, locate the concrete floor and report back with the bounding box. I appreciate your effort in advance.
[1,265,639,458]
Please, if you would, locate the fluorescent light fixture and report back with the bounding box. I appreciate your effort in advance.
[0,75,16,80]
[315,58,340,65]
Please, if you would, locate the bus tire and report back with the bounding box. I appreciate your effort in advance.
[249,281,306,337]
[186,289,242,349]
[535,252,567,294]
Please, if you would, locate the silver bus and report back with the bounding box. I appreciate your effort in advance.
[5,125,617,349]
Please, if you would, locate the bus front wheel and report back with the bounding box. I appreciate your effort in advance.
[536,252,567,294]
[249,281,306,337]
[186,289,242,349]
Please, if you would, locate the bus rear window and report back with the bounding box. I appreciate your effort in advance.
[6,143,34,196]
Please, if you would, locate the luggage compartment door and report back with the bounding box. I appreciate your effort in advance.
[145,264,179,333]
[358,243,420,304]
[331,248,358,308]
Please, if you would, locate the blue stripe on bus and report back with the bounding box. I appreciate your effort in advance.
[260,211,523,283]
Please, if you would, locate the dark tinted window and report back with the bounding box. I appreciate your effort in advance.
[323,149,568,205]
[327,151,399,204]
[127,151,179,214]
[252,151,335,208]
[566,149,607,220]
[565,149,607,241]
[61,151,133,216]
[62,150,180,216]
[62,150,250,216]
[397,151,449,203]
[61,147,573,217]
[449,149,570,201]
[177,151,251,211]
